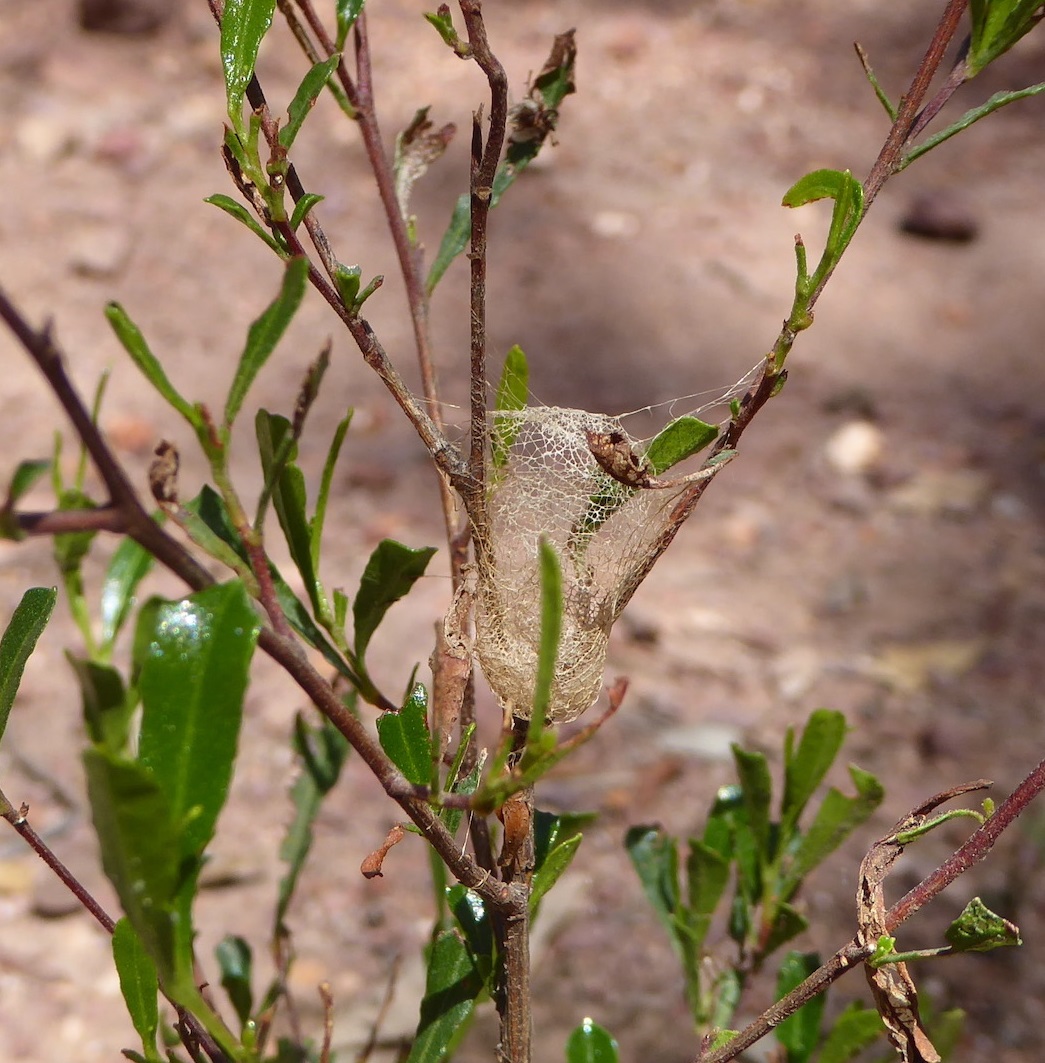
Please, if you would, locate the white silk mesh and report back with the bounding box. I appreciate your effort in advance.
[472,406,691,724]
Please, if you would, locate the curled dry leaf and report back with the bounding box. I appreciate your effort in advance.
[360,823,406,880]
[148,439,179,505]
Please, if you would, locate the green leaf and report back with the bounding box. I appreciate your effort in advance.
[968,0,1045,75]
[732,744,773,857]
[4,459,50,508]
[204,194,284,255]
[100,537,155,652]
[529,537,563,734]
[423,8,461,51]
[781,169,863,289]
[335,0,365,49]
[280,54,341,149]
[815,1002,883,1063]
[404,929,482,1063]
[112,918,162,1063]
[68,655,134,754]
[83,748,182,982]
[220,0,277,127]
[289,192,325,232]
[377,684,432,787]
[775,951,824,1063]
[137,583,260,857]
[531,834,582,916]
[447,885,494,985]
[277,712,350,928]
[492,344,529,469]
[256,411,319,613]
[944,897,1021,952]
[224,256,309,430]
[781,710,847,838]
[763,903,809,958]
[645,417,718,475]
[624,826,681,950]
[0,587,56,744]
[565,1018,620,1063]
[782,765,884,897]
[311,412,352,569]
[216,935,254,1027]
[353,539,437,659]
[685,839,730,952]
[105,304,199,426]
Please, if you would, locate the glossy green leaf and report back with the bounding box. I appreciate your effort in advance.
[335,0,365,49]
[280,54,340,149]
[112,918,162,1063]
[0,587,56,744]
[68,655,133,754]
[289,191,325,232]
[447,885,494,984]
[311,412,352,569]
[781,710,847,838]
[220,0,277,126]
[105,303,199,426]
[100,536,155,652]
[645,417,718,475]
[84,748,182,982]
[945,897,1021,952]
[625,826,681,947]
[137,582,260,857]
[815,1002,884,1063]
[531,834,582,916]
[216,935,254,1027]
[353,539,437,658]
[404,929,482,1063]
[530,537,563,734]
[377,684,432,787]
[775,951,824,1063]
[277,712,350,928]
[224,256,309,430]
[256,411,319,612]
[204,194,283,255]
[492,344,529,469]
[968,0,1044,75]
[782,765,884,897]
[565,1018,619,1063]
[333,262,361,306]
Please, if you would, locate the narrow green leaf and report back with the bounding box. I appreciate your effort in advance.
[0,587,57,744]
[775,951,824,1063]
[277,712,350,928]
[686,839,730,951]
[782,710,847,838]
[68,655,134,755]
[335,0,365,49]
[137,583,260,857]
[353,539,437,658]
[423,8,460,51]
[782,766,884,896]
[105,304,199,426]
[289,191,325,232]
[732,745,773,857]
[815,1002,884,1063]
[565,1018,620,1063]
[377,684,432,787]
[534,809,596,870]
[944,897,1021,952]
[405,929,482,1063]
[83,748,182,982]
[530,537,563,733]
[100,536,155,651]
[220,0,277,126]
[492,344,529,469]
[204,193,283,254]
[624,826,681,952]
[645,417,718,475]
[5,459,50,506]
[256,411,319,613]
[280,54,341,149]
[447,885,494,985]
[311,412,352,569]
[216,935,254,1027]
[224,256,309,430]
[781,169,854,210]
[112,918,162,1063]
[531,834,582,916]
[968,0,1045,75]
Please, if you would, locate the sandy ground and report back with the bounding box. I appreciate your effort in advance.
[3,2,1045,1061]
